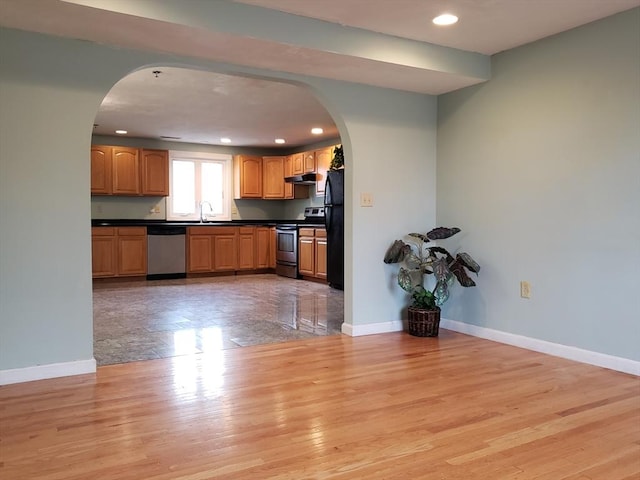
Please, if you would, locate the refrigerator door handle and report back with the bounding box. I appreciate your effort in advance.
[324,205,333,233]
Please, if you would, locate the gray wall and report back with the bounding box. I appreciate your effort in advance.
[0,27,437,371]
[436,9,640,360]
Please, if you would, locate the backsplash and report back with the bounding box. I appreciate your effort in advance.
[90,196,322,220]
[91,196,166,220]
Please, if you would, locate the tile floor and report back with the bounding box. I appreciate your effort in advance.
[93,274,344,366]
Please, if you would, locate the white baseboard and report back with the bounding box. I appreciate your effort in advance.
[0,359,97,385]
[340,318,638,376]
[440,318,640,376]
[341,320,403,337]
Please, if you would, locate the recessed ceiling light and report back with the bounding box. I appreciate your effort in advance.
[311,127,324,135]
[220,137,232,144]
[115,130,128,135]
[433,13,458,26]
[274,138,286,144]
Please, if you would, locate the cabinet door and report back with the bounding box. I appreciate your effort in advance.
[91,145,112,195]
[315,146,333,196]
[112,146,140,195]
[315,236,327,280]
[303,151,316,173]
[262,156,285,199]
[141,149,169,196]
[292,153,304,175]
[187,235,213,272]
[213,234,238,271]
[238,227,255,270]
[91,229,116,277]
[269,227,276,269]
[298,236,315,276]
[284,155,294,199]
[255,227,270,269]
[117,228,147,276]
[234,155,263,199]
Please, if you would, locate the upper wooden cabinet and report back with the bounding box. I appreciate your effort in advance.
[303,151,316,173]
[315,146,334,196]
[262,156,286,199]
[291,153,304,175]
[91,145,113,195]
[91,145,168,197]
[112,146,140,195]
[234,155,263,199]
[141,149,169,196]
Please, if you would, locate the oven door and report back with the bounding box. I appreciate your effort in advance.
[275,225,298,278]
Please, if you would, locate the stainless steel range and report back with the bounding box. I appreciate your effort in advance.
[275,207,325,279]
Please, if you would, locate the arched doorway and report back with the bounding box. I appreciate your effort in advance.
[90,66,346,365]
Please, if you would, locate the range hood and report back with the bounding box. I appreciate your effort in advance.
[284,173,318,184]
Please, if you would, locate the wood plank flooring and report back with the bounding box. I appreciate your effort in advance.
[1,331,639,479]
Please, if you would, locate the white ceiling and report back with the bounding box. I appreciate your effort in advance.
[1,0,638,148]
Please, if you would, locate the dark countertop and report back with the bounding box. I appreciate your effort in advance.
[91,219,325,227]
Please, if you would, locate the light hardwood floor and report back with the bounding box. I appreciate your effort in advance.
[1,331,639,479]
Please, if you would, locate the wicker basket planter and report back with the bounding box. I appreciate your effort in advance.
[407,306,441,337]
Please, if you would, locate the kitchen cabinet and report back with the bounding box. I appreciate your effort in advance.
[233,155,263,199]
[238,227,255,270]
[188,226,265,274]
[256,227,271,269]
[298,232,315,277]
[284,155,294,199]
[117,227,147,276]
[314,229,327,280]
[91,145,168,197]
[91,145,113,195]
[315,146,334,196]
[187,234,213,272]
[91,227,117,277]
[91,227,146,278]
[112,146,140,195]
[269,227,276,269]
[262,156,286,199]
[298,227,327,281]
[141,149,169,196]
[213,230,238,271]
[303,151,316,173]
[292,153,304,175]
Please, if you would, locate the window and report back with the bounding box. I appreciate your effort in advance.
[167,151,233,221]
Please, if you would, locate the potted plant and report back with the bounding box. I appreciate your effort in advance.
[383,227,480,337]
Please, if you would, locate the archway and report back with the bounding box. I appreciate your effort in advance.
[90,65,348,365]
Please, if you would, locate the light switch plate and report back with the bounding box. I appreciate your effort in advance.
[360,192,373,207]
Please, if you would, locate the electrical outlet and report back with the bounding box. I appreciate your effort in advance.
[360,192,373,207]
[520,281,531,299]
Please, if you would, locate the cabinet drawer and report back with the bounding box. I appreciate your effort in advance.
[92,227,115,236]
[314,229,327,238]
[299,228,315,237]
[117,227,146,236]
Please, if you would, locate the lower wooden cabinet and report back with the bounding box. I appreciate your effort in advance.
[298,227,327,280]
[92,227,147,278]
[187,226,274,274]
[237,227,255,271]
[256,227,271,269]
[314,230,327,280]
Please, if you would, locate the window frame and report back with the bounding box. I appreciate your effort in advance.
[166,150,233,221]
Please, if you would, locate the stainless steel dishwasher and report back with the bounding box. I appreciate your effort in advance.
[146,226,186,280]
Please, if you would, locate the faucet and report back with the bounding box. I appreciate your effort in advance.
[199,201,214,223]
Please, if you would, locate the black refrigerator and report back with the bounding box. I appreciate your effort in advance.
[324,169,344,290]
